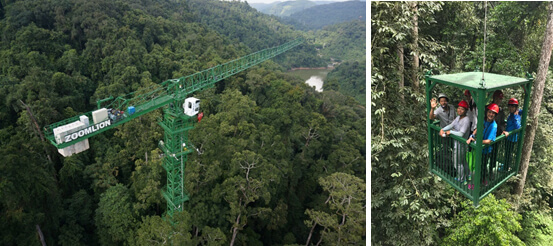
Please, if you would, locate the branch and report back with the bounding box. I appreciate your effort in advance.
[36,224,46,246]
[305,222,318,246]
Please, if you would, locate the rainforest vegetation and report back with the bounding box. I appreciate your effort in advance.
[0,0,365,245]
[285,1,366,31]
[372,1,553,245]
[311,20,366,63]
[258,0,317,17]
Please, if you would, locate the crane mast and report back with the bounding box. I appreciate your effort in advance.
[43,38,304,217]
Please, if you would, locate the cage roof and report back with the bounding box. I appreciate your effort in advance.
[428,72,531,91]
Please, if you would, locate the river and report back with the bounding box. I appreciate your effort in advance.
[286,68,332,92]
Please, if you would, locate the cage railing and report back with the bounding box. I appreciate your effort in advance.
[429,123,522,200]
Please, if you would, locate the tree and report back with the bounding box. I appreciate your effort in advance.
[411,1,420,91]
[0,126,61,245]
[130,149,164,215]
[515,1,553,199]
[284,1,366,31]
[324,61,366,104]
[442,195,524,246]
[58,189,94,246]
[95,184,137,245]
[304,172,365,245]
[133,212,194,245]
[371,2,442,95]
[371,1,412,97]
[223,150,278,246]
[398,43,405,100]
[518,210,553,246]
[312,20,366,63]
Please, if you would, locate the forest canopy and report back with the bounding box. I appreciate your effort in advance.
[0,0,365,245]
[284,1,366,31]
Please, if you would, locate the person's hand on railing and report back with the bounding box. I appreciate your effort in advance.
[466,133,477,145]
[439,129,450,137]
[466,136,474,145]
[502,131,510,137]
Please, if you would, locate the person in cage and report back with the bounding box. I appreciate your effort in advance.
[467,103,499,188]
[430,93,456,127]
[430,93,456,170]
[464,90,478,133]
[440,100,471,183]
[463,90,478,183]
[489,90,506,137]
[488,90,506,180]
[471,90,505,137]
[501,98,523,172]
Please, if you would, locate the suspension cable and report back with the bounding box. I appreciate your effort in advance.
[481,1,487,87]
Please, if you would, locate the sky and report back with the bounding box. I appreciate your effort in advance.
[244,0,354,3]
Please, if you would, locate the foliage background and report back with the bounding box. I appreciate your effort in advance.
[372,1,553,245]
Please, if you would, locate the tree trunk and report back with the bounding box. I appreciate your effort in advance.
[449,47,456,70]
[229,213,241,246]
[397,44,405,100]
[515,1,553,197]
[36,224,47,246]
[20,100,52,163]
[305,222,317,246]
[411,1,420,91]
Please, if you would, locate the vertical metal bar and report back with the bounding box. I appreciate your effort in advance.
[426,74,434,174]
[448,137,459,185]
[515,81,533,173]
[507,139,514,174]
[432,128,435,172]
[449,137,452,180]
[443,139,453,180]
[490,140,495,185]
[473,88,487,206]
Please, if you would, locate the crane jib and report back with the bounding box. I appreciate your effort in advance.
[44,38,304,154]
[63,120,111,143]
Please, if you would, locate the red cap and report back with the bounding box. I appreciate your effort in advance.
[458,100,469,109]
[508,98,519,105]
[464,90,471,97]
[493,90,504,99]
[487,103,499,114]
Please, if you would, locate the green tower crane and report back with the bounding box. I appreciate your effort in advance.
[43,38,304,217]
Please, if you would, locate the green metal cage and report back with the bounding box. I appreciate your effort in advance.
[425,71,533,207]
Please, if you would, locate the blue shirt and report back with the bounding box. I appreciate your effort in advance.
[506,109,522,142]
[482,120,497,154]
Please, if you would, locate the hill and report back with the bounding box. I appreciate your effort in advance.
[264,0,317,17]
[248,2,277,12]
[186,0,326,68]
[313,20,366,62]
[325,61,366,104]
[286,0,366,30]
[249,1,347,14]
